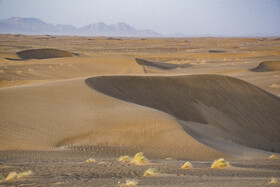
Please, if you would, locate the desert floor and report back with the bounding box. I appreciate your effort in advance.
[0,34,279,186]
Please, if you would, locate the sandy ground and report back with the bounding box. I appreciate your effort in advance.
[0,34,280,186]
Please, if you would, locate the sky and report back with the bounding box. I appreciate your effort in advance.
[0,0,279,37]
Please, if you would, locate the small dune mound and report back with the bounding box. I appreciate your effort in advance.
[251,61,280,72]
[16,48,75,60]
[211,158,230,169]
[135,58,191,70]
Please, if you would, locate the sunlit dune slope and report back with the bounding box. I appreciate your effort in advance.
[0,77,227,160]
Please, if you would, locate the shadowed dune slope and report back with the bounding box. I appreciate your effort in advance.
[135,58,191,70]
[16,48,74,59]
[251,61,280,72]
[86,74,280,153]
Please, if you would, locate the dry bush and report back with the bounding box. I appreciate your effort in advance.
[119,179,139,186]
[143,168,159,177]
[181,162,193,169]
[6,171,33,180]
[269,154,280,160]
[118,155,131,163]
[130,152,149,165]
[211,158,230,169]
[269,177,279,185]
[86,158,96,163]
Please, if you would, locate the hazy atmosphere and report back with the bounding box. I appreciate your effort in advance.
[0,0,280,36]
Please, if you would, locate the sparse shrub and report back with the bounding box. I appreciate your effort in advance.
[86,158,96,163]
[269,177,279,184]
[130,152,149,165]
[5,170,33,180]
[118,155,131,163]
[5,172,18,180]
[181,162,193,169]
[269,154,280,160]
[211,158,230,169]
[119,179,139,186]
[143,168,159,177]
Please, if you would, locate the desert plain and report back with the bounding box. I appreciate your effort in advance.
[0,34,280,186]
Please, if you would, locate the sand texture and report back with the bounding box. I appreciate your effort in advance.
[0,34,280,186]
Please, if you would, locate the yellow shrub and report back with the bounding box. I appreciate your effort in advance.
[211,158,230,169]
[130,152,149,165]
[118,156,131,163]
[269,154,280,160]
[269,177,278,184]
[119,179,138,186]
[181,162,193,169]
[6,170,33,180]
[86,158,96,163]
[143,168,159,177]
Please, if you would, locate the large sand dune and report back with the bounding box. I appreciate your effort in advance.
[1,74,279,160]
[86,75,280,153]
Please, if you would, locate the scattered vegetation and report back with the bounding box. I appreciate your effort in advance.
[86,158,96,163]
[165,157,172,160]
[130,152,149,165]
[119,179,139,186]
[118,155,132,163]
[143,168,159,177]
[269,154,280,160]
[5,171,33,181]
[269,177,279,185]
[211,158,230,169]
[181,162,193,169]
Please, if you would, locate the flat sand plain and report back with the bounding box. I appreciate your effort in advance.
[0,34,279,186]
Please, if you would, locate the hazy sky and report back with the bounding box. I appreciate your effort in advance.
[0,0,279,36]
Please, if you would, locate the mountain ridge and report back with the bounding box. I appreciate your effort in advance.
[0,17,160,37]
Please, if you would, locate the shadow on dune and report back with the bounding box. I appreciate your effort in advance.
[86,74,280,153]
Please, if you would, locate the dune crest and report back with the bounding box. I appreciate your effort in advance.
[16,48,75,60]
[86,74,280,153]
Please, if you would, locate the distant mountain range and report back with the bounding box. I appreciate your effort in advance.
[0,17,162,37]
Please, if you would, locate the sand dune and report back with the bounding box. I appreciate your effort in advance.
[135,58,191,70]
[16,48,75,60]
[1,35,280,186]
[251,61,280,72]
[86,74,280,153]
[1,74,279,160]
[0,77,227,160]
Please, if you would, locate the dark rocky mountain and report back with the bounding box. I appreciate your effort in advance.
[0,17,160,37]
